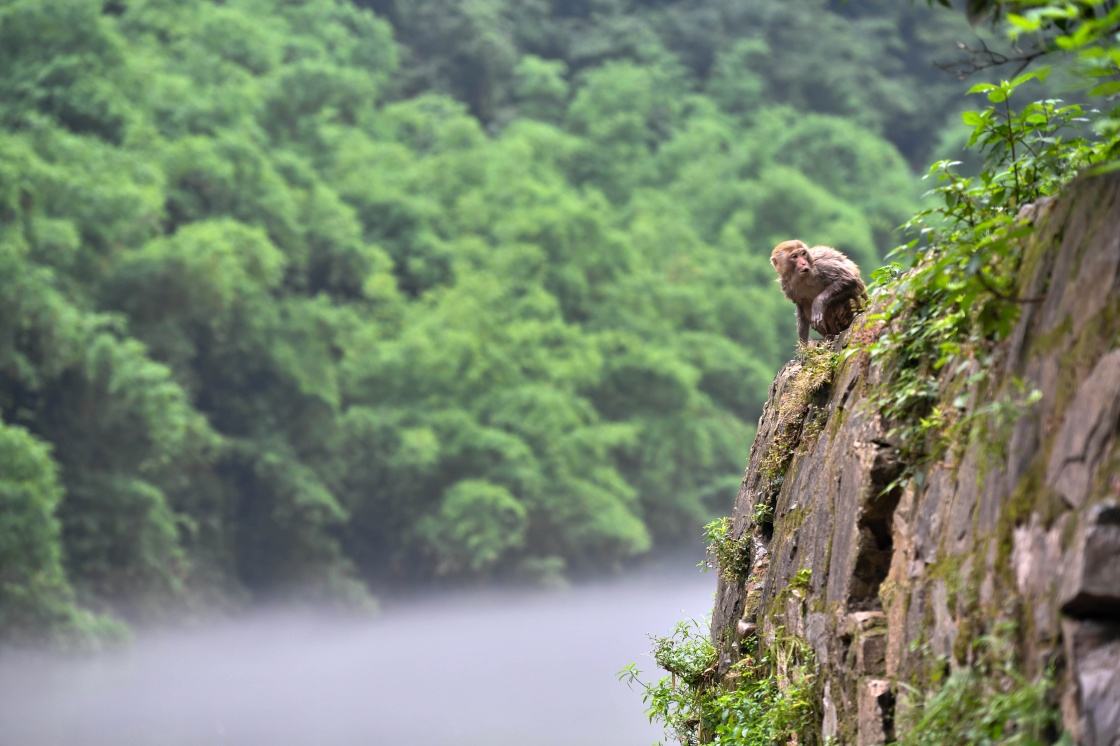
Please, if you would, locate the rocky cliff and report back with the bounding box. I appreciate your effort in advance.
[709,174,1120,745]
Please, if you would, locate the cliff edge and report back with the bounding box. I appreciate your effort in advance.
[710,174,1120,745]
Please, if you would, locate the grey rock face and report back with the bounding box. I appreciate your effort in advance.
[857,678,894,746]
[709,174,1120,744]
[1065,620,1120,746]
[1061,501,1120,620]
[1047,353,1120,509]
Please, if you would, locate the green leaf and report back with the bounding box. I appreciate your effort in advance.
[1006,13,1041,32]
[961,111,985,126]
[1089,80,1120,97]
[1009,67,1050,89]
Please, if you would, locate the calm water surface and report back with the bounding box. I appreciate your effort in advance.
[0,560,712,745]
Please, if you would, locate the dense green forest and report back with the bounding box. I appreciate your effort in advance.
[0,0,990,641]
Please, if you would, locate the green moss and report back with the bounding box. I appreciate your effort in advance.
[926,552,964,584]
[950,551,989,663]
[952,615,976,664]
[1047,295,1120,419]
[763,587,785,621]
[1015,232,1050,300]
[799,406,829,451]
[827,403,849,439]
[789,567,812,593]
[878,575,901,611]
[1014,458,1063,530]
[776,505,808,535]
[760,347,838,481]
[962,549,984,614]
[927,553,965,610]
[995,463,1040,574]
[762,567,815,623]
[1030,314,1072,357]
[760,431,798,482]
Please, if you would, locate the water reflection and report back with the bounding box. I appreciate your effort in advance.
[0,558,711,745]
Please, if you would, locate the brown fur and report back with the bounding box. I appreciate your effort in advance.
[770,239,866,344]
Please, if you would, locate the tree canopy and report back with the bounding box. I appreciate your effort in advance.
[0,0,996,640]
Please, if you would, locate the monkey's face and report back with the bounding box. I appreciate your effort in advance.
[771,248,811,277]
[771,240,811,277]
[791,248,812,275]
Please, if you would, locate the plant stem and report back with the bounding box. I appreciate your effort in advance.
[1004,96,1022,206]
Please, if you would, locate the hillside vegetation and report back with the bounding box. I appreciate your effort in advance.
[0,0,986,641]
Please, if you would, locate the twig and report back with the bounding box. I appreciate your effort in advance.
[936,37,1048,79]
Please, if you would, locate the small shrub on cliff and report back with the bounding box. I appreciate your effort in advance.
[789,567,812,594]
[701,517,751,583]
[620,623,819,745]
[620,619,717,745]
[709,634,818,746]
[751,500,773,526]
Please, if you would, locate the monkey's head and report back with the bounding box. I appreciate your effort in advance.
[771,240,812,277]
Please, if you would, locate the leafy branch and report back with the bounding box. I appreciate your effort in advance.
[864,60,1113,473]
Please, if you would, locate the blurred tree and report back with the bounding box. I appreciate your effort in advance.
[0,0,985,636]
[0,422,83,640]
[417,479,528,575]
[566,61,685,200]
[751,110,919,249]
[743,166,877,269]
[512,55,570,122]
[0,0,136,143]
[706,39,769,120]
[389,0,520,121]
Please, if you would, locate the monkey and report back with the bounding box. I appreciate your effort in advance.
[770,239,867,345]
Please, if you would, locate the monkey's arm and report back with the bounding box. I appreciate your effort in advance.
[810,276,862,329]
[797,305,810,344]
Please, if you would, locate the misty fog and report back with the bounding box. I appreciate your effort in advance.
[0,559,711,745]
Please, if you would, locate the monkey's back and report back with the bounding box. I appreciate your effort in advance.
[808,245,866,337]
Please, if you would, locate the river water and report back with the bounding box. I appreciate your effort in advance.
[0,559,712,745]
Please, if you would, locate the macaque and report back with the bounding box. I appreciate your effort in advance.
[770,240,867,344]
